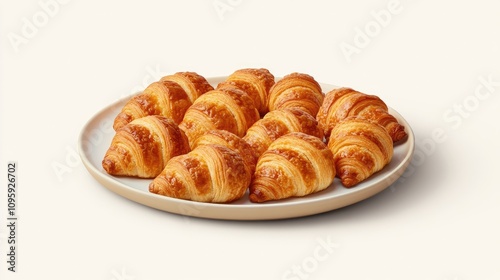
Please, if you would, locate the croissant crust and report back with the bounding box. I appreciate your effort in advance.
[179,85,259,147]
[160,71,214,103]
[218,68,275,115]
[268,72,324,117]
[243,108,324,158]
[192,129,257,174]
[327,117,393,187]
[317,87,407,142]
[249,132,335,203]
[113,80,192,130]
[149,144,251,203]
[103,116,190,178]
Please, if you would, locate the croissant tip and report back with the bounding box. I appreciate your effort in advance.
[112,122,122,131]
[113,112,134,131]
[102,158,115,174]
[341,177,360,188]
[392,130,408,143]
[249,194,264,203]
[249,189,268,203]
[148,182,157,193]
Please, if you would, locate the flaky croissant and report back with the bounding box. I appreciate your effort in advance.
[149,144,251,203]
[243,108,324,158]
[102,116,190,178]
[217,68,275,116]
[249,132,336,203]
[267,72,324,117]
[179,85,260,147]
[317,87,407,142]
[160,71,214,103]
[327,117,393,188]
[113,80,192,130]
[192,129,257,174]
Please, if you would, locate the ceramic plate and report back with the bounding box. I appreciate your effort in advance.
[78,77,415,220]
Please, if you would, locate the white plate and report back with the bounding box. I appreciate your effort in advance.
[78,77,415,220]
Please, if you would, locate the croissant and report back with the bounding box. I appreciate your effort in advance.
[249,132,336,203]
[178,85,260,147]
[317,87,407,142]
[327,117,393,188]
[243,108,324,159]
[192,129,257,174]
[102,115,190,178]
[113,80,192,130]
[149,144,251,203]
[267,72,324,117]
[217,68,275,116]
[160,71,214,103]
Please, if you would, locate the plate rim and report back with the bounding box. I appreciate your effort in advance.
[78,77,415,220]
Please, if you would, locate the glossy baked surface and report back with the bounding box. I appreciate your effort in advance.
[78,77,415,220]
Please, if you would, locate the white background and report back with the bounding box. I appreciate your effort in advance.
[1,0,500,279]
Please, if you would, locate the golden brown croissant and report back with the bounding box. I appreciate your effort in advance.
[267,72,324,117]
[160,71,214,103]
[243,108,324,159]
[327,117,393,188]
[249,132,336,203]
[317,87,407,142]
[149,144,251,203]
[178,85,260,147]
[217,68,275,116]
[113,80,192,130]
[191,129,257,174]
[102,115,190,178]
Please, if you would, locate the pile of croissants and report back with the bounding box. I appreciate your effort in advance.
[102,68,407,203]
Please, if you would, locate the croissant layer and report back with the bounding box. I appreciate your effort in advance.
[192,129,257,174]
[327,117,393,187]
[243,108,324,158]
[113,80,192,130]
[218,68,275,115]
[179,85,259,147]
[268,72,324,117]
[250,132,335,203]
[317,87,406,142]
[103,116,190,178]
[160,71,214,103]
[149,144,251,203]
